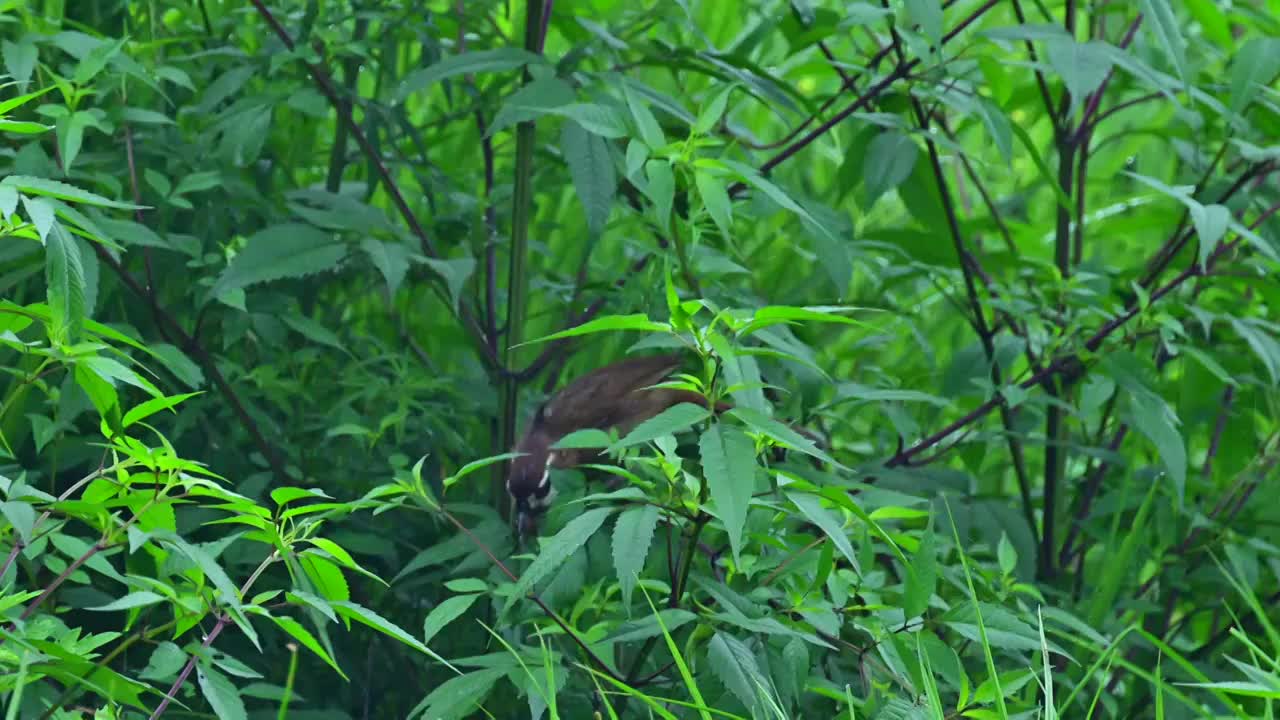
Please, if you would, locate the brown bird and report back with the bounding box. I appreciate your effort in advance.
[507,353,727,535]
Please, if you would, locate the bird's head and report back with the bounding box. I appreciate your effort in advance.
[507,424,558,535]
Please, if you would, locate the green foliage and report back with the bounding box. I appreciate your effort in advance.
[0,0,1278,719]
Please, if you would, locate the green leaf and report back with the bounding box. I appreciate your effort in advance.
[1126,392,1186,504]
[23,195,55,241]
[361,238,409,297]
[44,224,87,345]
[0,501,36,543]
[396,48,544,101]
[286,590,338,624]
[445,578,486,593]
[488,76,576,136]
[624,84,665,149]
[271,486,328,506]
[211,223,347,297]
[269,614,347,678]
[645,159,675,232]
[707,632,772,713]
[306,537,360,569]
[1189,203,1230,268]
[422,593,480,645]
[547,103,630,138]
[1,39,38,90]
[731,407,839,467]
[1044,38,1114,107]
[174,171,223,195]
[332,600,458,670]
[833,382,952,407]
[694,83,735,134]
[197,663,248,720]
[1174,345,1237,387]
[122,391,202,428]
[612,402,709,450]
[72,36,124,85]
[162,535,243,607]
[1230,319,1280,386]
[699,422,756,565]
[1141,0,1187,86]
[695,169,734,241]
[1010,122,1073,212]
[786,492,857,571]
[521,314,669,345]
[780,637,809,704]
[737,304,869,337]
[411,667,506,720]
[149,343,204,389]
[863,130,918,209]
[0,87,53,116]
[903,0,942,49]
[975,98,1013,164]
[75,362,119,421]
[0,119,51,134]
[625,139,649,178]
[73,234,99,318]
[281,313,344,350]
[1185,0,1230,47]
[714,344,766,413]
[553,429,612,449]
[1229,38,1280,114]
[121,107,173,125]
[0,186,17,220]
[95,217,168,250]
[561,121,616,237]
[422,256,476,312]
[139,642,186,681]
[57,112,89,172]
[723,160,838,243]
[79,356,163,398]
[612,505,660,609]
[502,507,614,615]
[997,532,1017,575]
[1,175,146,210]
[1096,42,1182,109]
[443,452,521,490]
[605,608,698,643]
[1227,217,1280,263]
[87,591,167,612]
[904,526,937,618]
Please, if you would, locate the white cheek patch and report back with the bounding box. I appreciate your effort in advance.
[527,483,557,509]
[527,457,558,509]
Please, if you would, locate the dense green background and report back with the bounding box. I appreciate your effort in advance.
[0,0,1278,718]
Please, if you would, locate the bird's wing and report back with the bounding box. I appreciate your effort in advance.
[540,353,684,430]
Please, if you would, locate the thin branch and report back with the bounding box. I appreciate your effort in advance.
[1058,424,1128,567]
[1073,13,1145,144]
[496,0,551,516]
[730,0,1000,192]
[1202,386,1235,480]
[1009,0,1061,127]
[90,245,294,483]
[246,0,498,370]
[436,507,625,682]
[888,214,1256,468]
[878,3,1042,546]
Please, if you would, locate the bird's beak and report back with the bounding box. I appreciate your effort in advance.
[516,506,538,543]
